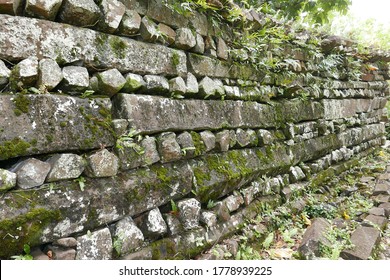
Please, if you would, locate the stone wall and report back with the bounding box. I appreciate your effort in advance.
[0,0,389,260]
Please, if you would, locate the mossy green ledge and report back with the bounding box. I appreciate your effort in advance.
[0,94,115,161]
[0,161,193,259]
[0,14,186,76]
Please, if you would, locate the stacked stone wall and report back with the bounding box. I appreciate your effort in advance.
[0,0,389,259]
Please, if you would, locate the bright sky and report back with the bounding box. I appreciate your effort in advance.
[350,0,390,24]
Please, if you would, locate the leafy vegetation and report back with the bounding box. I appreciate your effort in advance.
[11,244,33,260]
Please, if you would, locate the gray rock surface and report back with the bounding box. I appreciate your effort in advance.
[157,132,181,163]
[174,28,196,50]
[114,216,144,255]
[136,208,167,240]
[143,75,169,95]
[10,57,38,90]
[223,192,244,212]
[177,131,195,158]
[340,226,380,260]
[60,66,89,94]
[298,218,331,259]
[76,228,113,260]
[37,58,63,90]
[0,168,17,192]
[0,59,10,88]
[12,158,51,189]
[25,0,63,20]
[186,72,199,95]
[122,72,145,92]
[215,130,230,152]
[177,198,201,230]
[118,0,147,15]
[169,77,186,96]
[84,149,119,178]
[157,23,176,46]
[98,0,126,33]
[198,76,218,98]
[217,38,228,60]
[53,237,77,248]
[53,247,76,260]
[192,33,205,54]
[118,9,142,36]
[200,130,215,152]
[163,213,183,236]
[58,0,101,27]
[45,153,85,182]
[95,68,126,97]
[200,210,217,227]
[235,128,250,147]
[140,16,158,42]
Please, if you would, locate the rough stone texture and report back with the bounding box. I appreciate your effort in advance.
[0,15,187,76]
[174,28,196,50]
[289,166,306,183]
[298,218,331,259]
[53,237,77,248]
[0,94,114,160]
[192,33,205,54]
[140,16,158,42]
[112,94,323,134]
[362,214,387,230]
[45,153,85,182]
[157,132,181,163]
[118,9,142,36]
[123,72,145,92]
[217,38,228,60]
[323,98,386,120]
[84,149,119,178]
[94,68,126,97]
[60,66,89,94]
[25,0,63,20]
[76,228,113,260]
[215,130,230,152]
[146,0,188,28]
[136,208,167,240]
[368,207,385,217]
[212,201,231,222]
[235,128,250,147]
[37,58,63,90]
[200,130,216,152]
[58,0,101,27]
[118,0,147,15]
[31,248,50,260]
[12,158,51,189]
[199,210,217,227]
[378,202,390,218]
[114,216,144,255]
[0,161,193,258]
[53,247,76,260]
[0,168,17,192]
[177,131,195,158]
[186,72,199,95]
[112,119,129,136]
[223,192,244,212]
[340,226,381,260]
[177,198,201,230]
[143,75,169,95]
[116,136,160,170]
[163,213,183,236]
[373,183,390,195]
[0,59,10,88]
[98,0,126,33]
[10,57,38,90]
[169,77,186,96]
[157,23,176,46]
[198,76,219,98]
[121,247,152,260]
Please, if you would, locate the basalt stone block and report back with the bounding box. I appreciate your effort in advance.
[139,16,158,42]
[58,0,101,27]
[114,216,144,255]
[0,14,187,76]
[146,0,188,28]
[98,0,126,33]
[235,128,250,148]
[135,208,167,240]
[169,77,186,96]
[0,60,11,88]
[10,57,39,90]
[76,228,113,260]
[198,76,219,98]
[53,237,77,248]
[215,130,230,152]
[191,33,205,54]
[223,192,244,212]
[122,72,145,92]
[174,28,196,50]
[60,66,89,95]
[0,94,114,160]
[157,132,181,163]
[118,0,147,15]
[186,72,199,95]
[95,68,126,97]
[212,201,231,222]
[298,218,331,259]
[37,58,63,90]
[84,149,119,178]
[53,247,76,260]
[143,75,169,95]
[362,214,387,230]
[45,153,85,182]
[340,226,380,260]
[0,168,16,192]
[200,130,215,152]
[12,158,51,189]
[118,9,142,36]
[177,131,195,158]
[217,38,228,60]
[177,198,201,230]
[25,0,63,20]
[163,213,184,236]
[157,23,176,46]
[0,0,24,15]
[199,210,217,227]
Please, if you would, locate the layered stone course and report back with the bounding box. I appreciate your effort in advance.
[0,0,389,260]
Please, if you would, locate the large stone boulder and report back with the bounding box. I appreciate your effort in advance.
[12,158,51,189]
[76,228,113,260]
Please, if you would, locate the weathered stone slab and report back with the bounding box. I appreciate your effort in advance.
[0,94,114,160]
[98,0,126,33]
[53,237,77,248]
[112,94,323,134]
[188,53,263,80]
[46,153,85,182]
[340,226,380,260]
[118,10,142,36]
[0,161,192,258]
[114,216,144,255]
[362,214,387,230]
[118,0,148,15]
[146,0,188,29]
[298,218,331,259]
[84,149,119,178]
[339,123,385,148]
[177,198,201,230]
[25,0,63,20]
[37,58,63,90]
[76,228,113,260]
[12,158,51,189]
[58,0,101,27]
[135,208,167,240]
[0,14,187,76]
